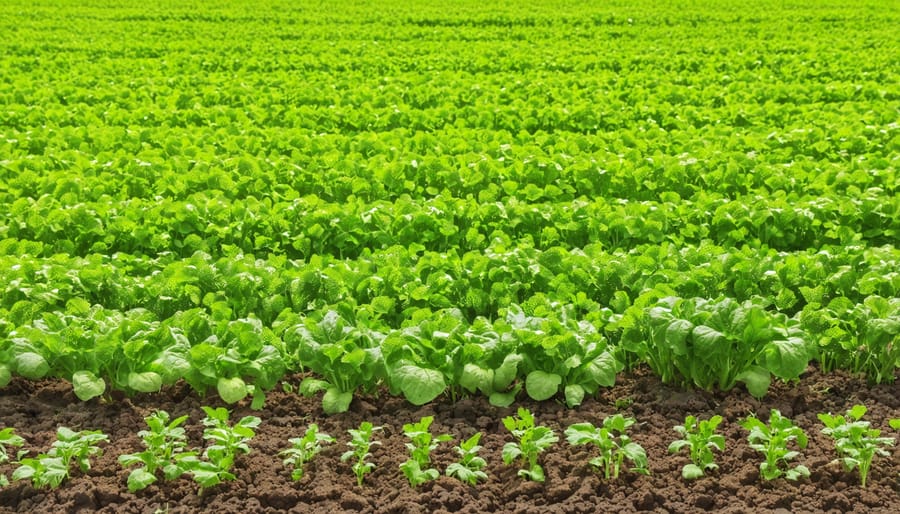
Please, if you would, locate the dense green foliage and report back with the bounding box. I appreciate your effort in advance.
[1,0,898,409]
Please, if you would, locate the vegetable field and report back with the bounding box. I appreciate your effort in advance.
[1,0,898,512]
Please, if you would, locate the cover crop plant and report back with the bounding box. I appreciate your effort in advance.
[668,415,725,480]
[819,405,895,487]
[399,415,452,487]
[740,409,809,481]
[502,407,558,482]
[0,428,25,487]
[565,414,649,480]
[118,410,196,492]
[181,407,261,492]
[13,427,108,489]
[341,421,382,486]
[445,432,488,485]
[279,424,335,481]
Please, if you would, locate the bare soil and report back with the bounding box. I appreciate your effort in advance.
[1,366,898,513]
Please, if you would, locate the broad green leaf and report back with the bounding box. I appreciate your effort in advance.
[488,383,521,407]
[127,468,157,492]
[217,376,248,404]
[492,353,522,390]
[665,319,693,355]
[525,370,561,401]
[299,378,330,396]
[128,371,163,393]
[762,337,810,379]
[564,384,585,408]
[0,365,10,387]
[392,364,445,405]
[692,325,725,352]
[14,352,49,379]
[459,363,493,395]
[72,371,106,401]
[322,387,353,414]
[736,366,771,398]
[682,463,704,480]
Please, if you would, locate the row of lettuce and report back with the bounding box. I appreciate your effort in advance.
[1,271,897,413]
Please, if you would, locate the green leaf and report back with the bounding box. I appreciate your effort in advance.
[299,378,330,396]
[126,468,157,492]
[392,364,446,406]
[128,371,163,393]
[736,366,771,398]
[0,365,11,388]
[14,352,49,379]
[217,376,248,404]
[682,463,704,480]
[492,354,522,390]
[459,364,493,395]
[72,371,106,401]
[488,383,521,407]
[525,371,561,401]
[762,337,810,379]
[564,384,585,408]
[322,387,353,414]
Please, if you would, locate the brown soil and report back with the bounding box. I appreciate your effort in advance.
[1,366,898,514]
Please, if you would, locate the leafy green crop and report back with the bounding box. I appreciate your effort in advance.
[341,421,382,487]
[13,427,108,489]
[502,407,558,482]
[181,407,261,492]
[819,405,895,488]
[118,410,196,492]
[668,415,725,480]
[279,424,335,481]
[399,416,452,487]
[740,409,809,481]
[0,428,25,487]
[446,432,488,486]
[565,415,649,480]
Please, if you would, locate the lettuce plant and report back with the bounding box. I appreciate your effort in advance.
[0,428,25,487]
[13,427,108,489]
[341,421,382,486]
[118,410,196,492]
[280,424,335,481]
[565,414,649,480]
[740,409,809,481]
[446,432,488,486]
[819,405,895,488]
[399,416,452,487]
[502,407,558,482]
[668,415,725,480]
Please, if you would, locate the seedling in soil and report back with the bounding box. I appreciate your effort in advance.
[341,421,382,486]
[13,427,108,489]
[890,419,900,431]
[280,423,335,481]
[446,432,488,486]
[118,410,197,492]
[668,414,725,480]
[565,414,649,480]
[0,428,25,486]
[399,415,452,487]
[502,407,558,482]
[818,404,895,488]
[740,409,809,481]
[181,406,261,492]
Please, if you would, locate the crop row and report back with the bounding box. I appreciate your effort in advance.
[2,406,897,493]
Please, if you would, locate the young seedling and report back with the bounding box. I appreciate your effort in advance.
[565,414,649,480]
[280,424,335,481]
[118,410,197,492]
[399,415,452,487]
[502,407,558,482]
[740,409,809,481]
[446,432,488,485]
[341,421,382,486]
[181,406,261,492]
[0,428,25,487]
[13,427,108,489]
[819,404,895,488]
[668,414,725,480]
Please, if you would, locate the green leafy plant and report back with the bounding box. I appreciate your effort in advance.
[740,409,809,481]
[446,432,488,485]
[341,421,382,486]
[13,427,108,489]
[279,424,335,481]
[181,407,261,492]
[118,410,196,492]
[819,404,895,487]
[0,428,25,487]
[565,414,649,480]
[399,415,452,487]
[502,407,558,482]
[668,414,725,480]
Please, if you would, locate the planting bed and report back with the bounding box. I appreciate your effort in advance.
[1,365,897,513]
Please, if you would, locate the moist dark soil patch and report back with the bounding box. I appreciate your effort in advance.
[1,366,898,513]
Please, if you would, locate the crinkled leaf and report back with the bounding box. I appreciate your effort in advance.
[391,364,445,406]
[216,376,248,404]
[525,371,561,401]
[72,370,106,401]
[14,352,49,379]
[564,384,585,408]
[128,371,163,393]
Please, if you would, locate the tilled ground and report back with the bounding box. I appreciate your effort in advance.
[1,366,898,513]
